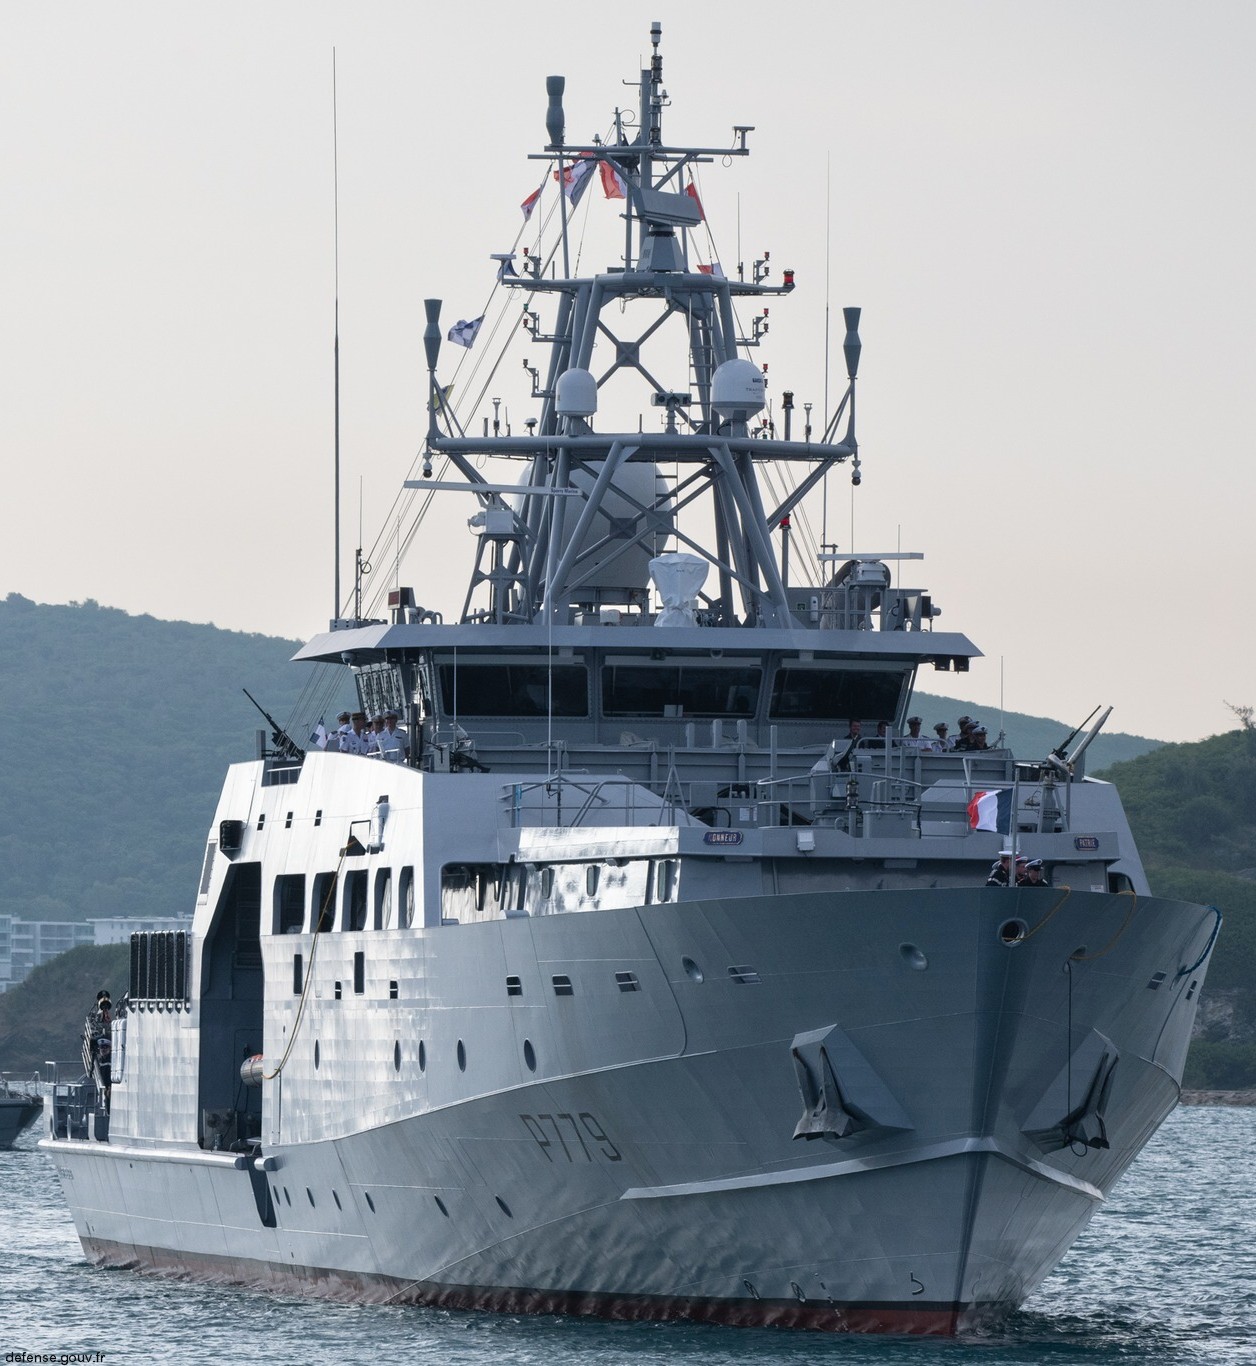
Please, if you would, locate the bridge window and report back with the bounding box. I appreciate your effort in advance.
[768,667,906,721]
[438,662,588,717]
[602,664,760,718]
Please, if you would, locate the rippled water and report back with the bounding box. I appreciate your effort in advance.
[1,1107,1252,1365]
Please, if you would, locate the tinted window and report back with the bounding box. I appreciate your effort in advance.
[769,668,905,721]
[602,665,760,718]
[439,664,587,717]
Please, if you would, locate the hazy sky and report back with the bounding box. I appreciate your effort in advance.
[3,2,1253,744]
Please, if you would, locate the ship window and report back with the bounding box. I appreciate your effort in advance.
[399,867,415,928]
[343,871,368,931]
[438,661,588,717]
[540,867,555,899]
[293,953,303,995]
[615,971,640,992]
[273,874,306,935]
[768,667,906,721]
[728,965,762,984]
[586,865,600,896]
[552,974,574,996]
[442,864,502,924]
[506,975,523,996]
[601,663,760,718]
[311,873,337,933]
[353,950,365,994]
[457,1040,467,1071]
[657,860,678,902]
[374,868,393,930]
[389,979,398,1000]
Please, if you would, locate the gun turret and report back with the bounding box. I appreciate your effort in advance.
[242,688,304,763]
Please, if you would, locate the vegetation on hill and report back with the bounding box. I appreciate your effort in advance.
[0,593,353,924]
[0,943,130,1076]
[1096,723,1256,1087]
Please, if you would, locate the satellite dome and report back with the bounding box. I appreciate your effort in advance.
[555,368,598,418]
[711,359,766,422]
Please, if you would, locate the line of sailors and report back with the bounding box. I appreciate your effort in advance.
[334,708,410,762]
[849,715,994,753]
[986,851,1051,888]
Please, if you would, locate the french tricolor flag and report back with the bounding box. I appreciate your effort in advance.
[968,789,1013,833]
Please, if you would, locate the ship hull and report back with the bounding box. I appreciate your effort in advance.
[44,887,1213,1334]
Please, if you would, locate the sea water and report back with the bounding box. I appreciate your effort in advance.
[1,1106,1252,1366]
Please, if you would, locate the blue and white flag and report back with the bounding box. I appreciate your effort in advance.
[447,316,484,348]
[309,721,329,750]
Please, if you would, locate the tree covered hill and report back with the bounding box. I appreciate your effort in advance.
[1096,726,1256,1088]
[0,594,354,924]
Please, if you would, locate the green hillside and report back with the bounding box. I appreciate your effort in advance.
[0,943,130,1076]
[1096,724,1256,1088]
[0,593,354,924]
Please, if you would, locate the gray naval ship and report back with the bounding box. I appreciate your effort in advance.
[44,26,1220,1334]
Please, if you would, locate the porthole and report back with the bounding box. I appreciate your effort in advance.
[393,1040,401,1072]
[435,1196,449,1216]
[495,1196,513,1217]
[999,919,1027,945]
[1068,947,1087,963]
[314,1040,320,1069]
[523,1039,537,1071]
[283,1187,292,1206]
[418,1040,427,1072]
[682,956,704,983]
[899,943,928,971]
[457,1040,467,1071]
[586,865,600,896]
[333,1190,342,1210]
[306,1188,315,1207]
[365,1191,376,1213]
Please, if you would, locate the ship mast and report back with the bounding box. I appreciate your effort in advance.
[409,24,862,631]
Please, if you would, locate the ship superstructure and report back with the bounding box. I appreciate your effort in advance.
[43,27,1219,1334]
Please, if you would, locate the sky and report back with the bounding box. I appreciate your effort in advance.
[2,2,1253,744]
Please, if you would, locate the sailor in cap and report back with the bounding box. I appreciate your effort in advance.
[986,849,1020,887]
[374,707,410,764]
[1018,858,1050,888]
[903,715,933,751]
[932,721,954,751]
[340,710,371,756]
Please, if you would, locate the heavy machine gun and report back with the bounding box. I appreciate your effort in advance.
[242,688,305,763]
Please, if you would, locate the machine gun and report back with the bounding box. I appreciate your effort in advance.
[1044,704,1112,777]
[242,688,305,763]
[1048,705,1101,764]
